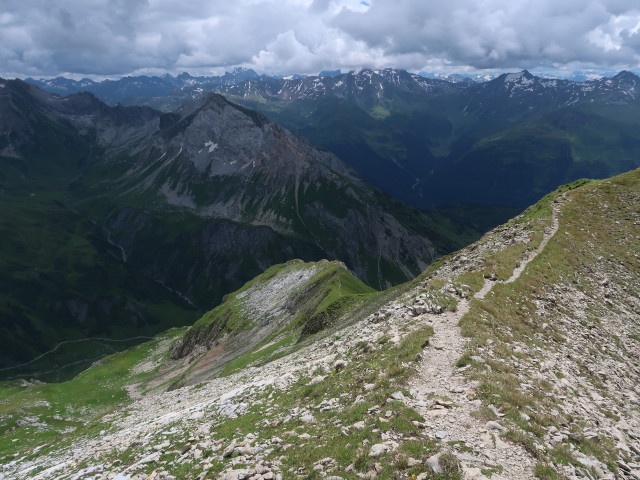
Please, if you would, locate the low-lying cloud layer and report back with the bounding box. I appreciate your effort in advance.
[2,0,640,78]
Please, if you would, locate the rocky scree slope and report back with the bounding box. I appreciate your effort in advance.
[1,169,638,480]
[167,259,378,388]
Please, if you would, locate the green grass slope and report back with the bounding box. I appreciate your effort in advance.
[0,327,188,466]
[0,195,197,378]
[169,259,379,386]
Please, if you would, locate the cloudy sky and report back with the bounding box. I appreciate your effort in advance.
[2,0,640,79]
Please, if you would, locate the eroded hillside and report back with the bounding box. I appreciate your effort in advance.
[0,170,638,480]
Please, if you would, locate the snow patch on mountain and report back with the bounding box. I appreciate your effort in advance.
[505,71,533,84]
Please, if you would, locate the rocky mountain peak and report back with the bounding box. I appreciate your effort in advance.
[318,69,341,77]
[180,91,230,113]
[608,70,640,92]
[174,92,269,129]
[612,69,640,81]
[504,69,534,81]
[590,69,640,101]
[51,90,104,112]
[160,92,278,177]
[444,73,476,84]
[93,87,441,291]
[220,67,260,84]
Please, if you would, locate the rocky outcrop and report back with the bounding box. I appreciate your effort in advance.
[168,259,376,386]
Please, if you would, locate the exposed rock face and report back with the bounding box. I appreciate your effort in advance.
[168,259,375,386]
[103,92,439,293]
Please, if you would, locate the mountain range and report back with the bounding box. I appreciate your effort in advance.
[1,63,639,480]
[24,68,263,104]
[52,67,637,217]
[209,68,640,211]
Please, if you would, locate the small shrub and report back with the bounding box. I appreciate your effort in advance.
[439,452,462,478]
[534,463,563,480]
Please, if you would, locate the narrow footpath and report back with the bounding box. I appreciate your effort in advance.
[405,201,561,480]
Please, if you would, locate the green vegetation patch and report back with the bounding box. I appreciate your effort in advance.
[0,328,186,465]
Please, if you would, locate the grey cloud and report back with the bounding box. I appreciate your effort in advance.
[333,0,640,69]
[1,0,640,78]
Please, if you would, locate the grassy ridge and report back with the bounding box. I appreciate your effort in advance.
[170,260,379,384]
[455,170,639,476]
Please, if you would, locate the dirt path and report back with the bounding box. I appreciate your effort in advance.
[406,202,562,480]
[477,201,561,300]
[0,336,155,373]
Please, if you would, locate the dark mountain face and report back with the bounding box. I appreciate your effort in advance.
[0,80,462,373]
[86,92,445,297]
[25,68,262,104]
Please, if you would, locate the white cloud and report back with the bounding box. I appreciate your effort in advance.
[332,0,640,69]
[2,0,640,78]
